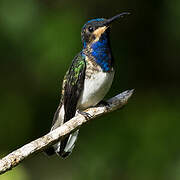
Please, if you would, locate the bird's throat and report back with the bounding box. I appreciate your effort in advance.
[90,33,113,72]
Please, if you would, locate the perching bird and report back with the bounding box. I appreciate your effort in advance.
[45,12,130,158]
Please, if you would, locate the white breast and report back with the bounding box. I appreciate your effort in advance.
[78,70,114,110]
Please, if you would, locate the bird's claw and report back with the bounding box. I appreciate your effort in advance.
[77,110,92,120]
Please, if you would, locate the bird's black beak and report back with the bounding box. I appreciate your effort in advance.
[104,12,130,26]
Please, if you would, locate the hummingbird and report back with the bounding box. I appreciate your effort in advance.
[45,12,130,158]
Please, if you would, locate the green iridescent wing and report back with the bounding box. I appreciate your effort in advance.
[51,53,86,127]
[45,53,86,156]
[58,53,86,155]
[63,53,86,122]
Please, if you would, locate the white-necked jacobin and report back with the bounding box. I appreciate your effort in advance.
[45,12,130,158]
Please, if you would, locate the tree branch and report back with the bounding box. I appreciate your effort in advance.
[0,89,134,175]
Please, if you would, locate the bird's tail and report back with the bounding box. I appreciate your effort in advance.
[44,105,79,158]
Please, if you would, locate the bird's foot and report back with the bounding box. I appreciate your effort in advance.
[77,110,92,120]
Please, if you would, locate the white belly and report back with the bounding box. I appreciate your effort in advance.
[78,70,114,109]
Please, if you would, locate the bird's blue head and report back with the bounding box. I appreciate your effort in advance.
[81,12,130,71]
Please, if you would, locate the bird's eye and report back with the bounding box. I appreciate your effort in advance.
[88,26,94,32]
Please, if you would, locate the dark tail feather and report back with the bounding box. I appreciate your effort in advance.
[59,151,71,158]
[59,137,69,157]
[56,130,79,158]
[55,136,71,158]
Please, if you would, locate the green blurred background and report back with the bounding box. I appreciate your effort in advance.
[0,0,180,179]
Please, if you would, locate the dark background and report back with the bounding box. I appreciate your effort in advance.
[0,0,180,179]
